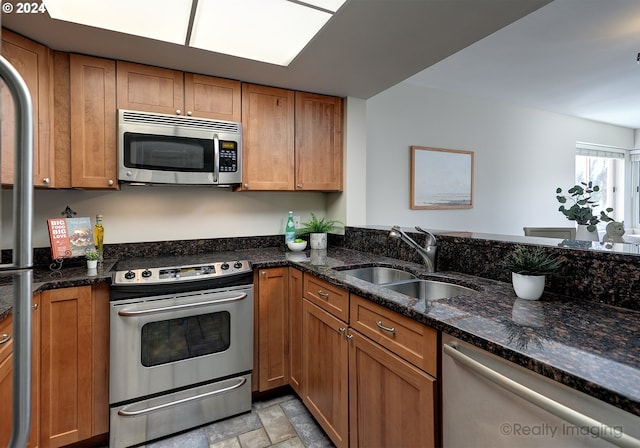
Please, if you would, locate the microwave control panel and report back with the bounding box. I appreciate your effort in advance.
[220,141,238,172]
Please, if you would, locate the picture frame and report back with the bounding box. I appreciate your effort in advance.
[410,146,474,209]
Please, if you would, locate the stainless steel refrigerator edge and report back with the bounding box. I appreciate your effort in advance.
[0,53,35,447]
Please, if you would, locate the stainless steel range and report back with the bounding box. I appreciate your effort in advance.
[108,259,254,448]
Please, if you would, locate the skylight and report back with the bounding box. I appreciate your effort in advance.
[42,0,347,66]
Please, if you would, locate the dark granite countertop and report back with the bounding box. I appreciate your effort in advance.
[1,246,638,418]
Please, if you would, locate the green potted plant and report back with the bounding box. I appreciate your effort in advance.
[85,248,100,271]
[556,181,613,240]
[297,212,343,250]
[502,245,563,300]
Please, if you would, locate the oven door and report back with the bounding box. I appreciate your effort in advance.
[109,284,253,405]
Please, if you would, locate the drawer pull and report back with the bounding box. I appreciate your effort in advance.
[376,321,396,334]
[338,327,346,334]
[0,333,11,345]
[317,290,330,299]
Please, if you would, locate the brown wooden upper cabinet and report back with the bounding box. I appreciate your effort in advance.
[1,29,54,187]
[241,83,295,191]
[116,61,241,122]
[295,92,343,191]
[240,84,343,192]
[69,54,118,189]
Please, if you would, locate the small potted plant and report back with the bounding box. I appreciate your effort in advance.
[556,182,613,240]
[502,245,563,300]
[85,248,100,271]
[297,212,343,250]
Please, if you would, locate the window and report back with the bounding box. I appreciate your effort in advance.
[575,142,625,228]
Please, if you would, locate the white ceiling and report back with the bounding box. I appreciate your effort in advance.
[407,0,640,129]
[2,0,550,99]
[8,0,634,130]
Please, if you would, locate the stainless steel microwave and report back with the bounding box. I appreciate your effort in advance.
[118,109,242,186]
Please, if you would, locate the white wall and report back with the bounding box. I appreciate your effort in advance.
[365,82,634,235]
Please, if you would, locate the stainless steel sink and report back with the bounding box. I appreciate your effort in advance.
[383,279,475,300]
[340,266,416,284]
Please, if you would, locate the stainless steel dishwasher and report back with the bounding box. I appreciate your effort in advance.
[442,334,640,448]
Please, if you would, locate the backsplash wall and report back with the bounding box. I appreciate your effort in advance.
[344,226,640,311]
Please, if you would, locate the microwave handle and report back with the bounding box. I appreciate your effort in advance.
[213,134,219,183]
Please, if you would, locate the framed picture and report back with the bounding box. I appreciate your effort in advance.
[410,146,474,209]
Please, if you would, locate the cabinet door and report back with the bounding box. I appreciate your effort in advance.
[257,268,289,391]
[40,286,93,447]
[184,73,241,121]
[91,284,109,436]
[349,330,437,448]
[1,29,53,187]
[69,54,118,189]
[0,315,13,448]
[288,268,303,395]
[116,61,184,115]
[295,92,343,191]
[0,297,41,448]
[302,299,348,448]
[240,83,295,191]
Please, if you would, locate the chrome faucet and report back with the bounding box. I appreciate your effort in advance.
[389,226,438,272]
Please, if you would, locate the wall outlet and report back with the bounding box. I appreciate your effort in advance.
[294,215,301,228]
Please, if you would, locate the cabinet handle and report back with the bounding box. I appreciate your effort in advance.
[0,333,10,345]
[376,321,396,334]
[243,183,249,189]
[346,334,353,341]
[32,303,38,310]
[261,271,266,276]
[176,109,182,115]
[108,179,114,186]
[338,327,346,334]
[317,290,329,299]
[187,110,192,116]
[297,183,303,189]
[42,177,50,184]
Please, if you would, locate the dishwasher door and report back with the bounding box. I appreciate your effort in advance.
[442,334,640,448]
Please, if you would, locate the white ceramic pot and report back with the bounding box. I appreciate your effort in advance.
[511,272,545,301]
[87,259,98,269]
[309,232,328,250]
[575,224,599,241]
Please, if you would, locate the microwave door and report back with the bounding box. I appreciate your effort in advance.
[0,54,35,448]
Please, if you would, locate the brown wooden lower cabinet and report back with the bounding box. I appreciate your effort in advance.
[288,268,303,395]
[348,329,436,448]
[302,298,349,448]
[255,267,290,391]
[40,284,109,447]
[0,295,40,448]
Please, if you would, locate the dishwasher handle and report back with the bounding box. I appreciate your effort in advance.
[443,343,640,448]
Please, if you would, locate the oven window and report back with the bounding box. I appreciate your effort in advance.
[140,311,230,367]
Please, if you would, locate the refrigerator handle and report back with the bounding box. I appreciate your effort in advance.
[0,54,34,448]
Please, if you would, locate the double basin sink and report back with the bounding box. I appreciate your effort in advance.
[337,266,475,301]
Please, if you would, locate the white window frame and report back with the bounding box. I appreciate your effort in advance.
[575,142,627,228]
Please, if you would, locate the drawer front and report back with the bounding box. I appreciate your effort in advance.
[303,274,349,322]
[350,294,437,376]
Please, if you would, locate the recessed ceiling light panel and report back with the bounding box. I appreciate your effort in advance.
[43,0,192,44]
[190,0,332,66]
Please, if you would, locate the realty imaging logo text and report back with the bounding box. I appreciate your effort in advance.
[500,422,623,440]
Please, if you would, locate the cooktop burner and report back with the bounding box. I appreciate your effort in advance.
[112,260,252,286]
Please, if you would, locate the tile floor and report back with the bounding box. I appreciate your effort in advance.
[145,393,335,448]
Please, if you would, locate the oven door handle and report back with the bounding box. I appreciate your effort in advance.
[117,377,247,417]
[117,292,247,317]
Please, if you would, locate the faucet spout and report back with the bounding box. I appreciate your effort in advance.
[390,226,437,272]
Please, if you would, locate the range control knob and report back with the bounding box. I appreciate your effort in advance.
[141,269,152,278]
[124,271,135,280]
[234,261,243,269]
[221,262,230,270]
